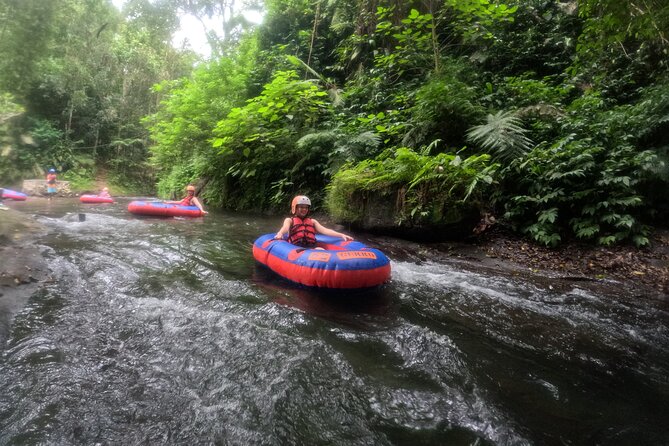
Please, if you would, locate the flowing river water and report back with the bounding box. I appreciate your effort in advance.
[0,198,667,445]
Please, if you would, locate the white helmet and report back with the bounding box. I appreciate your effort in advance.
[291,195,311,214]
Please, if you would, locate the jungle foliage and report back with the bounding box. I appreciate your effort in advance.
[326,148,497,227]
[0,0,197,192]
[3,0,669,246]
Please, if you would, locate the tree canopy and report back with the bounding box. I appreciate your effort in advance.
[2,0,668,245]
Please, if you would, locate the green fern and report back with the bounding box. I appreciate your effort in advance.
[466,110,534,163]
[326,147,498,225]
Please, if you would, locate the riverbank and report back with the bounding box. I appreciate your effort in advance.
[365,225,669,298]
[473,226,669,296]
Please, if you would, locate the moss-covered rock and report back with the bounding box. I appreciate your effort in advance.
[334,189,481,241]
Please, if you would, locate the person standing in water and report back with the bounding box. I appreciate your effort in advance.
[274,195,352,248]
[165,184,208,214]
[45,168,57,200]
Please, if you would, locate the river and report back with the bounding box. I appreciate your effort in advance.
[0,198,667,445]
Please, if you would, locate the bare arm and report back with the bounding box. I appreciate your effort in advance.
[313,219,353,241]
[192,197,208,214]
[274,218,292,239]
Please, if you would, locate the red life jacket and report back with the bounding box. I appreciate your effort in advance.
[289,216,317,247]
[46,174,57,184]
[179,194,194,206]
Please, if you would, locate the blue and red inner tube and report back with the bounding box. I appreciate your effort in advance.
[253,233,391,289]
[80,195,114,203]
[1,189,27,201]
[128,200,203,217]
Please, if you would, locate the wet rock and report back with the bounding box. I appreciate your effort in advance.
[0,208,49,346]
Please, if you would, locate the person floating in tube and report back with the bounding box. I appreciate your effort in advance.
[165,184,208,215]
[99,187,111,198]
[274,195,352,248]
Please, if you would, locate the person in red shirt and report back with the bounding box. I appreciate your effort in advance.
[165,184,208,214]
[274,195,352,248]
[46,168,57,199]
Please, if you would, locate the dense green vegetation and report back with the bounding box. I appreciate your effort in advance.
[0,0,194,192]
[2,0,668,246]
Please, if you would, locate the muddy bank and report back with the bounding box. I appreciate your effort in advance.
[0,208,51,345]
[363,225,669,299]
[473,227,669,297]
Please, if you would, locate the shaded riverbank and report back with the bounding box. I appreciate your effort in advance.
[473,226,669,296]
[350,224,669,299]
